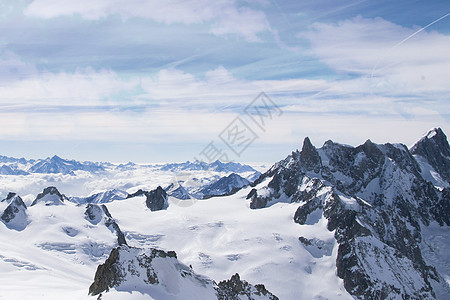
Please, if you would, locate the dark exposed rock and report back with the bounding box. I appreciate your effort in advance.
[101,205,127,246]
[298,236,312,246]
[89,247,123,295]
[249,195,267,209]
[104,218,127,246]
[300,137,322,173]
[145,186,167,211]
[246,188,257,200]
[126,187,168,211]
[216,273,279,300]
[126,189,148,199]
[1,192,17,202]
[1,194,27,223]
[1,193,28,231]
[89,246,277,299]
[89,246,178,296]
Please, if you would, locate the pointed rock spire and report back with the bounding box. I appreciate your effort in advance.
[300,137,322,172]
[411,127,450,182]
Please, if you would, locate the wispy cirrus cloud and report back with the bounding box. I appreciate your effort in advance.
[24,0,272,42]
[301,15,450,93]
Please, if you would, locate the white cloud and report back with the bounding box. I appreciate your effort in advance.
[301,16,450,94]
[0,67,138,106]
[0,45,447,153]
[24,0,272,42]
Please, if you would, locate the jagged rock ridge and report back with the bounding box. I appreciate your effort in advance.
[84,204,127,246]
[89,245,278,299]
[248,128,450,299]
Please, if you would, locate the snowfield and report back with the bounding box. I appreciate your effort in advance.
[0,181,350,299]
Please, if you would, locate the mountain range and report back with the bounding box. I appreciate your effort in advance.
[0,128,448,299]
[0,155,259,177]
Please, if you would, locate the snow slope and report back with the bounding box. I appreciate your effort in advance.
[105,187,350,299]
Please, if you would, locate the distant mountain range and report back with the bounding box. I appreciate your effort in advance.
[0,155,259,178]
[0,154,106,175]
[159,160,257,174]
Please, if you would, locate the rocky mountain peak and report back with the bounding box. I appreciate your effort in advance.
[145,186,168,211]
[2,192,17,203]
[411,127,450,183]
[31,186,67,206]
[300,137,321,172]
[247,130,450,299]
[1,193,28,230]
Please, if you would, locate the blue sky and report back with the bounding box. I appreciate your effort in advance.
[0,0,449,163]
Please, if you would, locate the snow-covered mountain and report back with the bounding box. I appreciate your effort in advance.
[160,159,258,174]
[164,182,192,200]
[0,165,29,175]
[31,186,68,206]
[411,128,450,187]
[70,189,128,204]
[1,193,29,231]
[0,128,448,299]
[194,173,250,199]
[247,128,449,299]
[29,155,106,175]
[0,154,106,175]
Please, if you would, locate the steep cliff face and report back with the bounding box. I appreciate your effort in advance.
[249,128,450,299]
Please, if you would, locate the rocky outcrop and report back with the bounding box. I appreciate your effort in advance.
[89,246,278,299]
[126,189,147,199]
[1,193,29,230]
[1,192,19,203]
[145,186,167,211]
[216,273,278,300]
[249,129,450,299]
[31,186,67,206]
[126,186,168,211]
[88,246,196,296]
